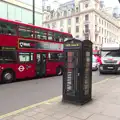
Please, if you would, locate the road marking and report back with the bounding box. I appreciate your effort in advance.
[0,75,117,119]
[0,96,61,119]
[94,76,117,85]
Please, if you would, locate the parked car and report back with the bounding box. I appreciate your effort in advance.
[92,55,98,71]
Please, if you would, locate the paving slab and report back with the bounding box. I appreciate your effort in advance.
[60,116,82,120]
[86,114,119,120]
[1,77,120,120]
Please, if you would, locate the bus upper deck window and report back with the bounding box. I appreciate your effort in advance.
[35,28,47,40]
[0,22,17,35]
[54,33,63,42]
[48,31,53,40]
[18,26,33,38]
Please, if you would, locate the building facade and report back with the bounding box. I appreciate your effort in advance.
[43,0,120,49]
[0,0,42,26]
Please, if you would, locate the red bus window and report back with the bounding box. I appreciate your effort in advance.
[0,21,17,36]
[19,52,33,63]
[54,33,63,42]
[0,50,17,63]
[18,26,33,38]
[64,35,73,41]
[48,31,53,40]
[35,28,47,40]
[48,53,63,61]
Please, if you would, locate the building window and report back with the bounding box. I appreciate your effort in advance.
[76,35,79,38]
[35,13,42,26]
[85,4,88,8]
[60,28,63,32]
[102,37,103,43]
[68,10,71,16]
[85,24,89,32]
[102,28,103,34]
[76,26,79,32]
[76,17,79,23]
[99,18,101,24]
[105,38,106,43]
[64,11,67,16]
[68,18,71,25]
[22,8,32,24]
[99,36,101,43]
[47,24,50,28]
[8,4,15,20]
[76,7,79,12]
[52,22,56,28]
[85,34,89,39]
[0,2,7,19]
[60,20,63,26]
[85,14,89,21]
[99,27,101,33]
[95,15,97,21]
[68,27,71,33]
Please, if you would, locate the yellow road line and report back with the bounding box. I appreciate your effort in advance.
[0,76,117,119]
[94,76,117,85]
[0,96,61,119]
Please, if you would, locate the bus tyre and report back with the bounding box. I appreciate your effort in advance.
[2,70,15,83]
[56,67,63,76]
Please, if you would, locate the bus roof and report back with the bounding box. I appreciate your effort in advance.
[101,43,120,50]
[0,18,72,36]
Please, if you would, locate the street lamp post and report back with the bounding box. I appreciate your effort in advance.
[33,0,35,25]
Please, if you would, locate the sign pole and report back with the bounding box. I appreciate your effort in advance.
[33,0,35,25]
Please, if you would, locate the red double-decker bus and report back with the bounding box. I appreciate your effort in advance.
[0,18,73,83]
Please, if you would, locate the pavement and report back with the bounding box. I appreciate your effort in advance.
[0,75,120,120]
[0,71,116,115]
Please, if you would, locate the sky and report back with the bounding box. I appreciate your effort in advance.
[17,0,120,8]
[104,0,119,7]
[58,0,120,7]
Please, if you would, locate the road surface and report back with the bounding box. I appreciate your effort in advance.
[0,71,119,115]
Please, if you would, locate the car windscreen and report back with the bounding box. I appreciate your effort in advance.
[101,50,120,57]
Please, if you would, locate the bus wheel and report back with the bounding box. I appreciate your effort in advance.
[2,70,15,83]
[56,67,63,76]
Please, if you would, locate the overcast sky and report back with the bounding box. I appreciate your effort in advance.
[59,0,120,7]
[17,0,120,8]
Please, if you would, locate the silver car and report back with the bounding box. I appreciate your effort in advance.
[92,55,98,71]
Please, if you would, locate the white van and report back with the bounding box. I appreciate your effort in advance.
[99,43,120,74]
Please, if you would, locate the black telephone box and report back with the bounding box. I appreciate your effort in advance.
[62,39,92,105]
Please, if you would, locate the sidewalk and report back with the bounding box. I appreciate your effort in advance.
[1,76,120,120]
